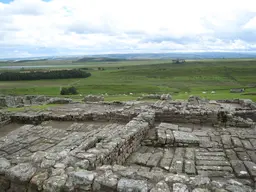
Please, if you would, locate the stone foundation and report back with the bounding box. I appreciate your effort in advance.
[0,100,255,191]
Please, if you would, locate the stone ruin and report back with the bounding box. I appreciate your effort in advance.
[84,95,104,103]
[0,95,72,108]
[0,98,255,192]
[137,94,172,101]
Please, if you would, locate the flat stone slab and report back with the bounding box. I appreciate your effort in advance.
[158,123,178,130]
[173,131,200,144]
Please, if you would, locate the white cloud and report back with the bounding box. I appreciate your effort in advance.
[0,0,256,58]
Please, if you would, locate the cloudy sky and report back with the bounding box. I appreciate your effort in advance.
[0,0,256,58]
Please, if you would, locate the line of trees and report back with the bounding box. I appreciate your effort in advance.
[0,69,91,81]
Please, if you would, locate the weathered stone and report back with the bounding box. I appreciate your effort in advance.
[159,123,178,130]
[150,180,170,192]
[230,160,250,178]
[237,152,251,161]
[41,159,56,169]
[6,163,37,183]
[185,160,196,175]
[159,157,172,171]
[196,156,226,161]
[185,148,195,160]
[241,140,254,150]
[172,183,189,192]
[179,127,192,132]
[196,165,233,172]
[247,151,256,163]
[196,152,225,156]
[225,149,239,160]
[0,157,10,174]
[147,152,163,167]
[170,148,185,173]
[84,95,104,102]
[197,170,233,177]
[196,160,230,166]
[192,188,211,192]
[93,171,119,191]
[117,178,148,192]
[165,173,190,184]
[221,135,232,148]
[69,170,96,191]
[231,137,243,148]
[43,175,67,192]
[174,131,200,144]
[30,171,49,191]
[243,161,256,177]
[0,176,10,192]
[166,129,174,144]
[75,159,90,169]
[190,175,210,186]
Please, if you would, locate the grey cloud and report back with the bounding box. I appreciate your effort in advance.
[201,12,256,43]
[215,30,256,43]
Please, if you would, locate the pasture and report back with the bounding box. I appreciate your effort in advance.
[0,59,256,101]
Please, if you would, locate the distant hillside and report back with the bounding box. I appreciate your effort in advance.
[1,52,256,61]
[14,59,48,63]
[75,57,125,62]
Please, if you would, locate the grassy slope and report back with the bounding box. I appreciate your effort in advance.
[0,59,256,101]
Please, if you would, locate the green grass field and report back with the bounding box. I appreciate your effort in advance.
[0,59,256,101]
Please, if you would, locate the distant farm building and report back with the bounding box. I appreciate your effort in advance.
[230,88,245,93]
[172,59,185,64]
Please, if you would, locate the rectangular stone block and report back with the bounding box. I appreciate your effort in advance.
[231,137,243,148]
[244,161,256,177]
[211,136,221,144]
[196,152,225,156]
[196,156,226,161]
[185,148,195,160]
[196,160,230,166]
[165,129,174,144]
[157,130,166,145]
[169,159,184,173]
[225,149,239,160]
[230,160,250,178]
[237,152,251,161]
[242,140,254,150]
[196,165,233,172]
[221,135,232,148]
[169,148,185,173]
[159,157,172,171]
[163,149,174,160]
[179,127,192,132]
[247,151,256,163]
[146,152,162,167]
[159,123,178,130]
[197,170,234,177]
[249,139,256,148]
[173,131,199,144]
[185,160,196,175]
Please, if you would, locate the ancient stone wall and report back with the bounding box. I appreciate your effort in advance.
[0,111,155,192]
[0,112,10,128]
[234,110,256,122]
[10,110,137,125]
[155,108,254,128]
[0,100,255,191]
[0,95,72,108]
[84,95,104,103]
